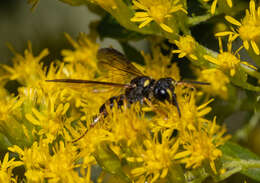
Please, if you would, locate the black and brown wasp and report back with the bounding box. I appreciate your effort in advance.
[47,48,209,142]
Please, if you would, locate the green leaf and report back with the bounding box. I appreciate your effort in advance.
[94,143,131,183]
[97,14,144,41]
[221,141,260,159]
[220,141,260,181]
[167,165,186,183]
[241,168,260,182]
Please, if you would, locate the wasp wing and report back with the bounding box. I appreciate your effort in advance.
[97,48,144,83]
[46,79,131,88]
[46,48,142,93]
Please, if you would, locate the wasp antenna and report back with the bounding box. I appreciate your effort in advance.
[46,79,68,82]
[71,128,89,143]
[46,79,84,83]
[178,80,210,85]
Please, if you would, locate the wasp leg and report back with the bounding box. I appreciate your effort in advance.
[71,114,102,143]
[71,95,126,143]
[172,94,181,117]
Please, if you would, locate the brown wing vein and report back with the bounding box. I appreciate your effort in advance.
[97,48,143,78]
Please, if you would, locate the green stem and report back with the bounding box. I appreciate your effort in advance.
[215,158,243,181]
[218,156,260,181]
[218,166,242,180]
[240,159,260,169]
[240,63,260,80]
[187,14,212,26]
[234,111,260,141]
[184,168,209,183]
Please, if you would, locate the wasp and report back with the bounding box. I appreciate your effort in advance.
[47,48,209,142]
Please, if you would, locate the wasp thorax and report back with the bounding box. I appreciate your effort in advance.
[125,76,155,104]
[153,78,175,102]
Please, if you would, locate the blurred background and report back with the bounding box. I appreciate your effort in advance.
[0,0,124,64]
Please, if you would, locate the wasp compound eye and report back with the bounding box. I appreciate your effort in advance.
[154,88,170,101]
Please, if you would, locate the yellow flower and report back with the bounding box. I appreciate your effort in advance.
[204,37,253,76]
[172,35,198,60]
[142,46,180,80]
[44,141,84,182]
[25,93,73,142]
[146,87,213,136]
[127,132,179,183]
[0,96,23,122]
[203,0,232,14]
[130,0,187,33]
[73,103,150,162]
[1,42,49,86]
[197,68,230,99]
[0,27,235,182]
[72,126,113,167]
[0,153,23,183]
[24,169,45,183]
[9,140,85,183]
[108,103,150,146]
[176,88,213,132]
[175,117,231,174]
[216,0,260,55]
[0,86,8,100]
[61,33,99,70]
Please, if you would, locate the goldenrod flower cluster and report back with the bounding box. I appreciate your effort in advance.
[2,0,260,182]
[216,0,260,55]
[130,0,187,33]
[0,33,230,182]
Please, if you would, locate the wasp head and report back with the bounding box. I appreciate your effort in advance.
[153,78,181,116]
[153,78,176,101]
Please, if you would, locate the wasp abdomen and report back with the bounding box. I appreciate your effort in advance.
[99,76,155,117]
[99,94,126,117]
